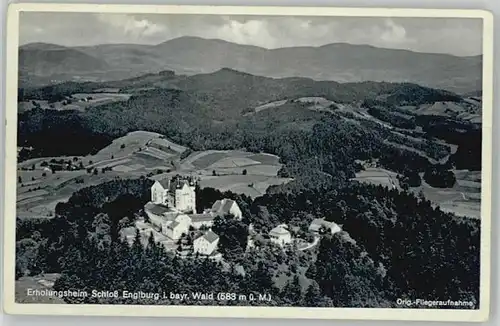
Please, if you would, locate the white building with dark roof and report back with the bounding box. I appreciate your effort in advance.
[269,224,292,246]
[193,230,220,256]
[209,199,242,220]
[164,214,191,240]
[150,176,196,213]
[190,213,215,229]
[308,219,341,235]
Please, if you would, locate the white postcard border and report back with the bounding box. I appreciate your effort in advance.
[2,3,494,322]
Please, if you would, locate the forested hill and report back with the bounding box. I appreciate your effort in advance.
[18,68,481,190]
[19,67,465,118]
[19,37,482,94]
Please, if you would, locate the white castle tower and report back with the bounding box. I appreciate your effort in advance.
[150,175,197,214]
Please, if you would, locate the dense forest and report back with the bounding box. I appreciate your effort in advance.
[18,104,476,192]
[16,178,480,308]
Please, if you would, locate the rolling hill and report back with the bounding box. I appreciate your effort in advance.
[18,68,481,173]
[19,67,469,117]
[19,43,110,86]
[19,36,482,94]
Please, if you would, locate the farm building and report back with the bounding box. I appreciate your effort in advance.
[269,224,292,246]
[308,219,342,235]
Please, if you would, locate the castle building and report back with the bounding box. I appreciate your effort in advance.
[151,176,197,213]
[143,176,244,259]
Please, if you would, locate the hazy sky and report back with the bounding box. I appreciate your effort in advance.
[19,12,483,56]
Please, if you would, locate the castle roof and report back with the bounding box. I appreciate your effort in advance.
[170,179,189,192]
[156,179,171,189]
[156,177,195,192]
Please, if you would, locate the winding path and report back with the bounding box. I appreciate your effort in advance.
[298,236,320,251]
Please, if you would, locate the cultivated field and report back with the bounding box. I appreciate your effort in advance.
[19,92,131,112]
[353,168,400,189]
[17,132,292,218]
[417,170,481,219]
[181,150,291,198]
[17,131,181,218]
[16,169,125,218]
[353,167,481,219]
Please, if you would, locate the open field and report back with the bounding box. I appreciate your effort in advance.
[213,165,282,177]
[19,92,131,112]
[198,175,292,198]
[178,150,290,197]
[148,137,187,154]
[182,150,279,171]
[16,169,129,218]
[253,99,288,113]
[353,167,481,219]
[88,131,166,164]
[249,97,337,116]
[414,101,481,122]
[138,147,175,161]
[353,168,400,189]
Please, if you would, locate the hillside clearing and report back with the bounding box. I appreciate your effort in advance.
[354,167,481,219]
[19,92,131,112]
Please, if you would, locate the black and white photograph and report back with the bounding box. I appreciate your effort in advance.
[2,4,493,322]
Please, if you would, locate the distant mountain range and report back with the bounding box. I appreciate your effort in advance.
[19,36,482,94]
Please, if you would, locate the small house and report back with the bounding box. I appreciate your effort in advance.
[209,199,243,220]
[308,218,342,235]
[269,224,292,246]
[193,230,220,256]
